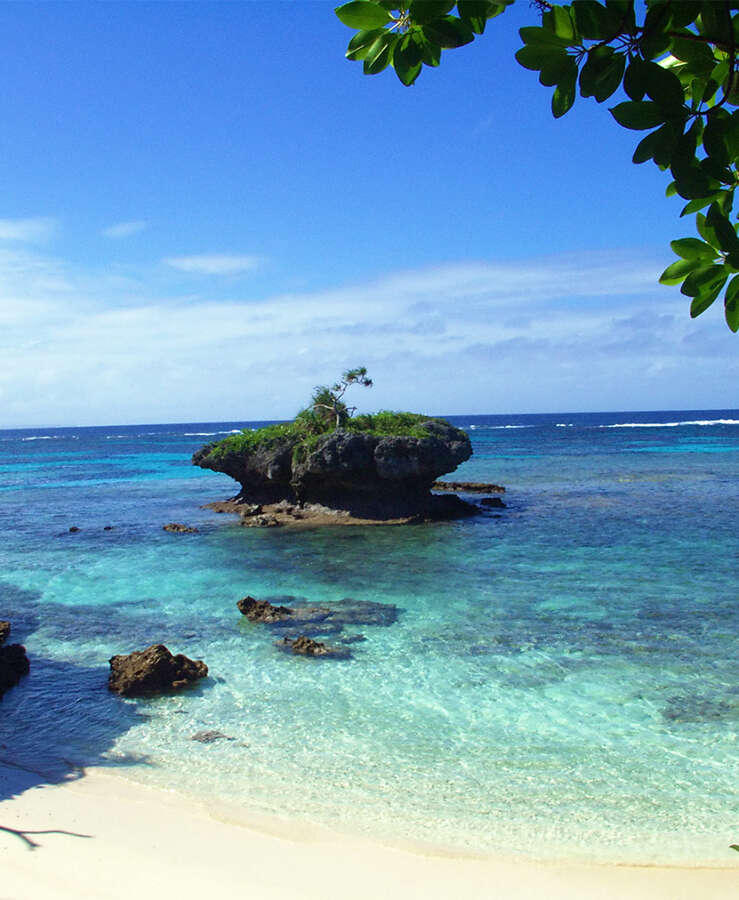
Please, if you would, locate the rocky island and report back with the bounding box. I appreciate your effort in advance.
[193,368,476,525]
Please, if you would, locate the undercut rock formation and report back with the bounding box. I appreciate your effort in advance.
[194,418,475,522]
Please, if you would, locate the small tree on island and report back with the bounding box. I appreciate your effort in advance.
[310,366,373,430]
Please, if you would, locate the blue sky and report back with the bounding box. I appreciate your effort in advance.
[2,1,736,427]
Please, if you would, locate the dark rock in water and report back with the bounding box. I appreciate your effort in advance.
[194,419,473,520]
[163,523,199,533]
[433,481,505,494]
[240,504,262,518]
[279,622,344,639]
[69,526,80,533]
[240,514,281,528]
[339,634,367,645]
[104,525,114,531]
[108,644,208,697]
[0,621,9,645]
[663,695,735,724]
[277,634,351,659]
[237,596,294,622]
[329,598,399,627]
[190,730,234,743]
[480,496,506,508]
[0,640,30,698]
[239,595,399,636]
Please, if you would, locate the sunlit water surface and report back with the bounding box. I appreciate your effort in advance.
[1,411,737,864]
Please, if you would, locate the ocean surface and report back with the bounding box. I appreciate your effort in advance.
[1,410,737,864]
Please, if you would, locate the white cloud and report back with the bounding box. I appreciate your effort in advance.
[1,245,736,427]
[0,217,56,242]
[102,220,147,239]
[163,253,261,275]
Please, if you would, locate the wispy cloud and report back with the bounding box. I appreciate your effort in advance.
[102,220,146,239]
[163,253,261,275]
[0,217,56,243]
[1,245,736,426]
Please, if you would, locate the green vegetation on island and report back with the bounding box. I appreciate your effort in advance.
[207,367,444,465]
[193,368,475,520]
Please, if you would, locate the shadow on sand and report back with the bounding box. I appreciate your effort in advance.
[1,584,157,849]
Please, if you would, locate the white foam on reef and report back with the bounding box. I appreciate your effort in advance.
[467,424,533,430]
[601,419,739,429]
[21,434,78,441]
[183,430,241,436]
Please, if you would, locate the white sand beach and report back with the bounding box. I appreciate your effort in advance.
[1,761,735,900]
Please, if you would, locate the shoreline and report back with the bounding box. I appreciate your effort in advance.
[2,761,735,900]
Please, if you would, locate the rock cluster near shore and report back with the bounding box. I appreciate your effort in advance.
[236,594,399,660]
[0,620,30,699]
[193,420,475,521]
[108,644,208,697]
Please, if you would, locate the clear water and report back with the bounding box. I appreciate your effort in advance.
[1,412,737,864]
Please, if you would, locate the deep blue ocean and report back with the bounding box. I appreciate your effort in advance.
[1,410,737,864]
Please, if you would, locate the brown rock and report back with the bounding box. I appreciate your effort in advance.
[0,642,30,698]
[237,596,294,622]
[277,635,351,659]
[190,730,234,743]
[108,644,207,697]
[163,523,199,533]
[0,621,10,645]
[240,514,281,528]
[432,481,505,493]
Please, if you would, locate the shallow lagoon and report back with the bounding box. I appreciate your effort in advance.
[1,411,737,863]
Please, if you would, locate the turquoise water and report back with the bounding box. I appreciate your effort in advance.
[1,412,737,864]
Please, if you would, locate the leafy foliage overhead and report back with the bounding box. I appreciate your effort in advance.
[335,0,739,332]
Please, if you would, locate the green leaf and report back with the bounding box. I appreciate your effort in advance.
[346,28,386,61]
[363,31,397,74]
[671,157,715,200]
[423,16,475,48]
[393,33,423,85]
[706,203,739,252]
[680,264,727,298]
[458,1,501,34]
[670,238,717,261]
[572,0,621,40]
[539,51,574,88]
[632,128,660,165]
[689,285,722,317]
[696,212,719,248]
[659,257,703,285]
[412,30,441,66]
[408,1,456,25]
[589,51,625,103]
[644,61,685,112]
[610,101,666,130]
[516,44,568,72]
[519,26,571,48]
[680,196,719,216]
[552,60,578,118]
[724,275,739,306]
[623,58,647,101]
[335,1,393,30]
[726,294,739,331]
[703,111,731,167]
[543,5,577,42]
[730,844,739,852]
[670,34,715,70]
[639,5,673,60]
